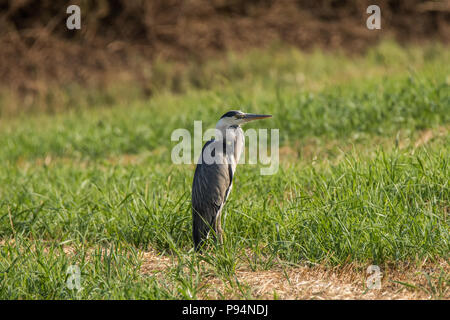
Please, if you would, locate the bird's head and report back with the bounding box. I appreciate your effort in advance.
[216,110,272,130]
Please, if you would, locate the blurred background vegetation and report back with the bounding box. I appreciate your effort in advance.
[0,0,449,116]
[0,2,449,299]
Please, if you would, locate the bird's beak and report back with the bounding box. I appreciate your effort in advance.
[243,113,272,122]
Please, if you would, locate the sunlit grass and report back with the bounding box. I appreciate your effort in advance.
[0,42,448,299]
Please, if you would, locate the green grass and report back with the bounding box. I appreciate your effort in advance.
[0,41,449,299]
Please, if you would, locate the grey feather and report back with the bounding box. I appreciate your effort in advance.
[191,111,270,251]
[192,139,233,250]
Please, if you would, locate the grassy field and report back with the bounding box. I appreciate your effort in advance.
[0,42,449,299]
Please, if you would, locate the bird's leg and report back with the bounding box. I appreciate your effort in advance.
[215,209,224,245]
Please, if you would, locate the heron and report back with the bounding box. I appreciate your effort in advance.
[192,110,272,251]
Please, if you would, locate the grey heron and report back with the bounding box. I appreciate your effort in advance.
[192,110,272,251]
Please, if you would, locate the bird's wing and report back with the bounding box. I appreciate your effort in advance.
[192,139,233,247]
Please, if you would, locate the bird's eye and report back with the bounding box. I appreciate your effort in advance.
[236,114,244,119]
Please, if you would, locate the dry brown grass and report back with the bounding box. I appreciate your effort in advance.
[139,249,449,300]
[1,238,448,299]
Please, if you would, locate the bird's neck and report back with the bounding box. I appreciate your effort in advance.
[215,124,240,140]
